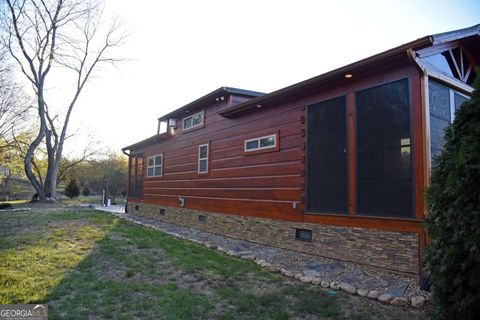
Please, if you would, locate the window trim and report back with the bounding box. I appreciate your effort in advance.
[244,134,277,153]
[198,143,209,174]
[182,110,205,131]
[147,153,163,177]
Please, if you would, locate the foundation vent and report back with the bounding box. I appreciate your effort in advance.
[295,228,312,242]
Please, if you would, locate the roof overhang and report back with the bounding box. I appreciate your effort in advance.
[218,36,433,117]
[157,87,264,122]
[122,132,171,153]
[218,24,480,117]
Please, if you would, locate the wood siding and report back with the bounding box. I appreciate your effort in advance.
[129,61,426,237]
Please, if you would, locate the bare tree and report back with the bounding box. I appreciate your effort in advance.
[1,0,125,201]
[0,48,29,148]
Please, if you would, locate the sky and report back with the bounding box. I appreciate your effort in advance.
[56,0,480,157]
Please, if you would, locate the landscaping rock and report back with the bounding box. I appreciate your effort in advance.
[411,296,426,308]
[242,254,256,261]
[320,281,330,288]
[303,269,319,278]
[340,283,356,294]
[378,294,395,303]
[330,281,341,290]
[367,290,381,299]
[266,265,280,273]
[357,289,368,297]
[255,259,266,266]
[300,276,314,283]
[311,278,321,285]
[182,275,196,283]
[391,297,408,306]
[385,285,408,297]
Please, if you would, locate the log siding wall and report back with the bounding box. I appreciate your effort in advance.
[128,61,427,276]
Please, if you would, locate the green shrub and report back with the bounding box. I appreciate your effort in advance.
[424,71,480,320]
[82,185,90,197]
[65,178,80,199]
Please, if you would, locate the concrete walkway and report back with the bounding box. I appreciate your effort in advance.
[100,209,430,308]
[94,204,125,213]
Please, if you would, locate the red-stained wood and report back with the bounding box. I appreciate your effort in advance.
[144,175,302,189]
[144,188,301,201]
[411,73,426,220]
[129,59,427,235]
[129,196,424,233]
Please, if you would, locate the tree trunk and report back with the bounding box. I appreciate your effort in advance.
[24,94,48,202]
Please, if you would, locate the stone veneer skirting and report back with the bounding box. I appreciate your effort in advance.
[127,202,420,275]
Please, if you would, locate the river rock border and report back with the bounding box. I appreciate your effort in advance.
[105,209,429,309]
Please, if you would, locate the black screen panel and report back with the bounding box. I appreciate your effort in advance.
[356,79,413,218]
[307,96,347,214]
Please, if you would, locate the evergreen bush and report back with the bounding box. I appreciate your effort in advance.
[82,184,90,197]
[424,71,480,319]
[65,178,80,199]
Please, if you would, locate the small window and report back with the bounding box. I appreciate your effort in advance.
[295,229,312,242]
[198,144,209,173]
[183,111,204,130]
[147,154,163,177]
[245,134,276,152]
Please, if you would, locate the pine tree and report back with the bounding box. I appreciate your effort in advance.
[65,178,80,199]
[82,184,90,197]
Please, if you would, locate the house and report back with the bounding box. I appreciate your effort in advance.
[122,24,480,278]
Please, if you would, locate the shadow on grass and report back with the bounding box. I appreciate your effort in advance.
[2,209,343,319]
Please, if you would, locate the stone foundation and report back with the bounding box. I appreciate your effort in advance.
[127,202,420,275]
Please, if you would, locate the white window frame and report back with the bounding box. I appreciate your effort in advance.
[244,134,277,152]
[182,110,204,130]
[198,143,209,174]
[449,89,469,122]
[147,154,163,177]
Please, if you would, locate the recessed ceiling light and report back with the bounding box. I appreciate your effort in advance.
[256,104,262,108]
[345,73,353,79]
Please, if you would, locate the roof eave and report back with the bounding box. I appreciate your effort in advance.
[122,132,171,152]
[219,36,432,117]
[157,87,264,122]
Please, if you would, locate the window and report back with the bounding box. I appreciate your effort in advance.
[356,79,413,218]
[307,95,347,214]
[147,154,163,177]
[183,111,204,130]
[245,134,276,152]
[429,80,470,160]
[198,144,209,173]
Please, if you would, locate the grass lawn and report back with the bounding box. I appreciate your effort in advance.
[0,208,430,319]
